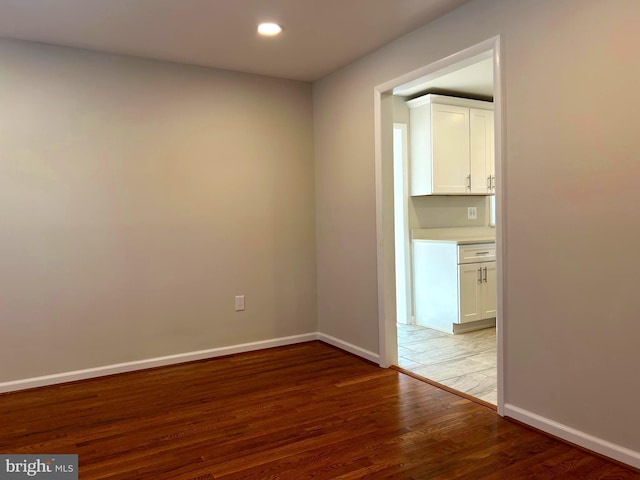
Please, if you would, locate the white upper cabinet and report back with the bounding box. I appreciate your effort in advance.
[407,94,494,196]
[469,108,495,194]
[431,103,470,194]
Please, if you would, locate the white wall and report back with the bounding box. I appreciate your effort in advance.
[0,39,317,382]
[314,0,640,462]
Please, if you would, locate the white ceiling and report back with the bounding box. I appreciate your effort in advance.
[0,0,472,82]
[395,52,494,99]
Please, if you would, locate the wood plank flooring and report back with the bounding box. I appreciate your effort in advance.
[0,341,637,479]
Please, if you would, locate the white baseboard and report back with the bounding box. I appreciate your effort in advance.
[0,332,382,394]
[0,333,317,394]
[504,403,640,469]
[317,333,380,364]
[4,338,636,470]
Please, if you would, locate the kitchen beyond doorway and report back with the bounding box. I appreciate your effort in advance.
[397,324,497,405]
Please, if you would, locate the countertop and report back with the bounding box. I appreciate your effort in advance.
[411,227,496,245]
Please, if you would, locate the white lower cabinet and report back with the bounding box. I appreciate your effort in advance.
[413,240,496,334]
[459,261,496,323]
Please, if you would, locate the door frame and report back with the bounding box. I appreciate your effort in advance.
[373,36,507,415]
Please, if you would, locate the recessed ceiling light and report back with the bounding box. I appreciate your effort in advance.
[257,23,283,36]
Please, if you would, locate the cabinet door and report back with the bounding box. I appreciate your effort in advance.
[458,264,483,323]
[481,261,497,319]
[431,104,470,194]
[488,111,495,193]
[469,108,494,194]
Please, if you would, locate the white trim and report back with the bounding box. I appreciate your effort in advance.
[0,333,317,393]
[492,36,506,417]
[317,333,380,364]
[0,332,385,394]
[504,404,640,469]
[373,85,389,367]
[373,36,506,415]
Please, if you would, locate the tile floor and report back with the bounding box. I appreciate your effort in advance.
[397,323,497,405]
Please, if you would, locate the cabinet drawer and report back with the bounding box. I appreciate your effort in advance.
[458,243,495,264]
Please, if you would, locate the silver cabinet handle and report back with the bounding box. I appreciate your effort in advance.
[467,174,471,190]
[475,251,490,255]
[483,266,488,283]
[487,176,491,190]
[478,268,482,283]
[491,175,495,190]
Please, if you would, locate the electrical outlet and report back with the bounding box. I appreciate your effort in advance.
[467,207,477,220]
[234,295,245,311]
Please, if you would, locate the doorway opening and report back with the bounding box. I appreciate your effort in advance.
[374,37,505,413]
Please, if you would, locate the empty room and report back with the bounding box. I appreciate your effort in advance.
[1,0,639,478]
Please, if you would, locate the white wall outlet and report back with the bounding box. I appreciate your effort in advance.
[467,207,477,220]
[234,295,245,311]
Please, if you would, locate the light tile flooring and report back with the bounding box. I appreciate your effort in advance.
[397,324,497,405]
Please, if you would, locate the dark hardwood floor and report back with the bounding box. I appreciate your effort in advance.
[1,341,637,479]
